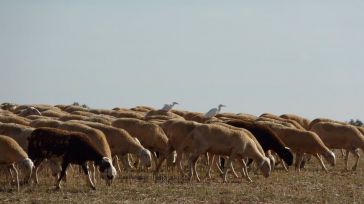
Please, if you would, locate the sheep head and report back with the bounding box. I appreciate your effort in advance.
[259,157,271,178]
[21,158,34,183]
[323,150,336,166]
[99,157,117,186]
[139,148,152,168]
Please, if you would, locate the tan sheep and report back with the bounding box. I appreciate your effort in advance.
[30,119,63,128]
[0,114,30,126]
[41,109,68,118]
[280,114,311,130]
[259,113,305,130]
[144,109,184,121]
[58,121,112,159]
[130,106,155,113]
[158,119,202,175]
[112,118,170,170]
[186,124,271,182]
[0,135,34,191]
[62,105,89,113]
[308,118,348,130]
[310,122,364,170]
[0,122,34,152]
[69,120,152,169]
[216,112,257,122]
[255,121,336,172]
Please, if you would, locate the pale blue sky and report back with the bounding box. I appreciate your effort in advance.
[1,1,364,121]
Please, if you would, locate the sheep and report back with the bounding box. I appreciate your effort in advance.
[0,135,34,191]
[59,114,113,125]
[259,113,305,130]
[280,114,311,130]
[68,120,152,169]
[112,118,170,170]
[40,109,68,118]
[130,106,155,113]
[158,119,202,175]
[255,121,336,172]
[224,120,294,168]
[144,109,184,121]
[216,113,257,122]
[30,119,63,129]
[28,128,116,190]
[256,117,301,130]
[71,110,97,117]
[57,122,112,159]
[186,124,271,182]
[308,118,348,130]
[26,115,53,121]
[0,102,18,111]
[310,122,364,170]
[0,122,35,152]
[62,105,89,113]
[0,114,30,126]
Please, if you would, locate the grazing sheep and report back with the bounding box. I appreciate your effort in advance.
[256,117,302,130]
[69,120,152,169]
[0,114,30,126]
[30,119,63,129]
[224,120,293,167]
[0,123,35,151]
[59,114,113,125]
[259,113,305,130]
[216,113,257,123]
[310,122,364,170]
[145,109,184,121]
[40,109,68,118]
[112,118,170,170]
[0,135,34,191]
[255,121,336,172]
[157,119,202,175]
[308,118,348,130]
[280,114,311,130]
[58,122,112,159]
[62,105,89,113]
[130,106,155,113]
[186,124,271,182]
[28,128,116,190]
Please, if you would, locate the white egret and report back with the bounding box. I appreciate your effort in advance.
[161,102,179,111]
[204,104,226,118]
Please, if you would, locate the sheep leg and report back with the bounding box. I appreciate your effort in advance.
[89,162,96,184]
[240,159,252,182]
[32,160,43,185]
[7,165,15,184]
[315,154,328,173]
[214,156,224,175]
[206,154,215,179]
[222,155,234,183]
[9,165,19,192]
[81,162,96,190]
[121,154,133,170]
[176,151,186,177]
[188,153,200,182]
[155,151,169,173]
[345,149,350,171]
[230,162,239,178]
[56,161,69,190]
[112,155,122,174]
[295,153,304,172]
[341,149,346,158]
[281,158,288,172]
[350,149,360,171]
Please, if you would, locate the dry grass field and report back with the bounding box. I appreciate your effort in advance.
[1,151,363,204]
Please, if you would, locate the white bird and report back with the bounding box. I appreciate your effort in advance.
[161,102,179,111]
[204,104,226,118]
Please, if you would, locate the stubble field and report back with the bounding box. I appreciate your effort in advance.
[1,152,363,204]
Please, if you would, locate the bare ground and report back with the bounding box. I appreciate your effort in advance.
[1,152,363,204]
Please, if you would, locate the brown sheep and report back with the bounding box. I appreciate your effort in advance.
[280,114,311,130]
[216,112,257,122]
[130,106,155,113]
[259,113,305,130]
[310,122,364,170]
[186,124,271,182]
[41,109,68,118]
[30,119,63,129]
[308,118,348,130]
[0,122,34,151]
[69,120,152,169]
[255,121,336,172]
[158,119,202,175]
[0,135,34,191]
[112,118,170,170]
[0,114,30,126]
[144,109,184,121]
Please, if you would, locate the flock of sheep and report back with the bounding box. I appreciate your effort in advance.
[0,102,363,191]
